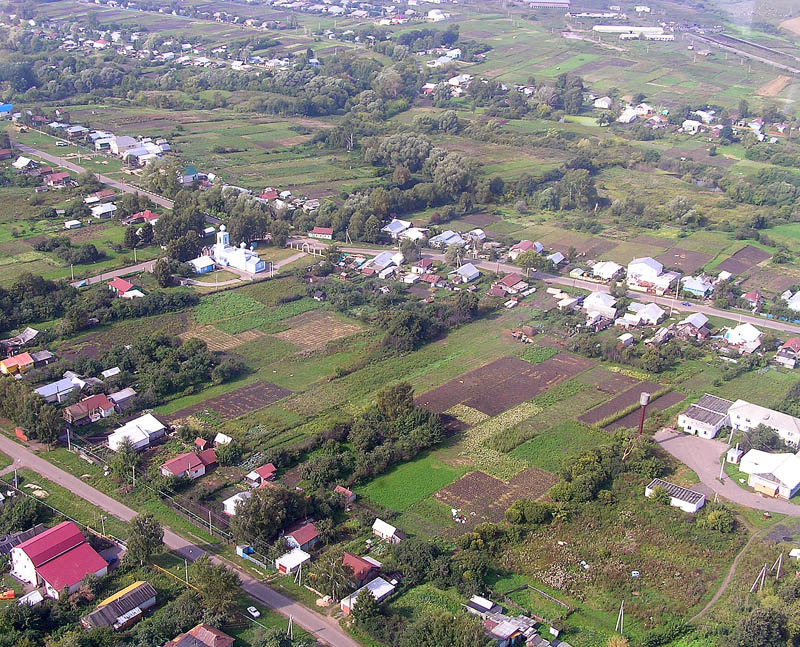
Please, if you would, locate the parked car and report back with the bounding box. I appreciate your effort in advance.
[56,141,68,147]
[247,606,260,618]
[680,302,690,307]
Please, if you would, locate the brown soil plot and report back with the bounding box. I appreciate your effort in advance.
[730,245,770,266]
[781,17,800,37]
[758,75,792,97]
[463,213,501,227]
[435,468,557,525]
[606,391,686,430]
[578,367,639,394]
[273,311,362,350]
[578,381,662,425]
[416,354,593,417]
[180,325,265,352]
[740,269,797,295]
[167,381,291,422]
[715,258,751,276]
[655,248,712,274]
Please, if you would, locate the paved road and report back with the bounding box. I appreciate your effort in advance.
[0,435,359,647]
[335,244,800,336]
[654,429,800,516]
[12,142,175,209]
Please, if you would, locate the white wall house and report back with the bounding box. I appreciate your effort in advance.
[729,400,800,447]
[645,478,705,513]
[626,257,678,295]
[677,393,733,439]
[739,450,800,499]
[583,292,617,319]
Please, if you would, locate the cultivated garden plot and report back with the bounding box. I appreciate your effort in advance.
[435,467,557,526]
[578,381,663,425]
[167,381,291,423]
[273,310,363,350]
[180,325,266,352]
[416,354,594,417]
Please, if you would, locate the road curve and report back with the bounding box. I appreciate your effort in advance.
[0,434,359,647]
[335,245,800,336]
[12,142,175,209]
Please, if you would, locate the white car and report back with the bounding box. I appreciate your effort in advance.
[56,141,68,146]
[247,606,261,618]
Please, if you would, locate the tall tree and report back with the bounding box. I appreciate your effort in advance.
[376,382,414,420]
[127,514,164,563]
[191,556,239,617]
[108,437,139,484]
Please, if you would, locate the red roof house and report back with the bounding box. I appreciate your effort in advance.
[776,337,800,369]
[246,463,276,487]
[10,521,107,599]
[261,189,279,200]
[334,485,356,503]
[160,449,217,479]
[285,522,319,551]
[0,149,13,160]
[64,394,115,425]
[166,624,234,647]
[342,552,378,587]
[309,226,333,240]
[0,352,34,375]
[46,172,71,186]
[108,277,135,295]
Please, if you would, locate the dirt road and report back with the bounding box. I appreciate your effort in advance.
[0,434,359,647]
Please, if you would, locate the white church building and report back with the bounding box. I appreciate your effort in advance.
[206,225,266,274]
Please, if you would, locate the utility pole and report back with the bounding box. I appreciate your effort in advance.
[101,516,106,536]
[209,510,213,535]
[184,559,189,584]
[132,465,136,488]
[615,600,624,635]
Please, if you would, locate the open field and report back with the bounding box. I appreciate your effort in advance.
[757,74,793,96]
[180,325,266,351]
[416,354,594,417]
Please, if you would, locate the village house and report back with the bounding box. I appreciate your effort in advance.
[11,521,108,599]
[343,551,380,587]
[108,277,137,297]
[309,226,333,240]
[645,478,705,513]
[677,393,734,439]
[0,351,34,375]
[428,230,465,248]
[591,260,623,281]
[246,463,277,487]
[724,323,762,354]
[739,449,800,499]
[81,581,157,631]
[381,218,411,239]
[63,394,115,425]
[109,387,136,411]
[729,400,800,447]
[284,521,319,552]
[507,240,543,261]
[107,413,166,451]
[626,257,679,295]
[341,577,396,615]
[742,291,762,310]
[335,485,356,503]
[583,292,617,319]
[593,96,613,110]
[398,226,428,242]
[34,375,84,403]
[91,203,117,219]
[495,273,528,295]
[547,251,566,267]
[450,263,480,284]
[776,338,800,369]
[275,548,310,574]
[84,188,116,205]
[165,624,234,647]
[160,449,217,479]
[465,595,503,618]
[412,258,434,275]
[676,312,711,340]
[372,518,405,544]
[681,275,714,298]
[222,491,251,516]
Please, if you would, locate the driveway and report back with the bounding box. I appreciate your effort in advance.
[0,435,359,647]
[654,429,800,517]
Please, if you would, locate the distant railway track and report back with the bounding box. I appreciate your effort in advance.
[687,32,800,75]
[711,32,800,63]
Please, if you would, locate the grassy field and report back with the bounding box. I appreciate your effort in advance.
[357,452,469,512]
